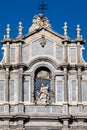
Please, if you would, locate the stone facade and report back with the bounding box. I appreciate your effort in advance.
[0,14,87,130]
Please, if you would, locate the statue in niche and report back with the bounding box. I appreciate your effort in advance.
[36,83,49,105]
[34,68,54,105]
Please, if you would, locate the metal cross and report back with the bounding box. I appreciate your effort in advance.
[38,0,48,14]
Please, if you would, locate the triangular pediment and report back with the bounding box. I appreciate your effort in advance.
[22,13,64,44]
[23,27,64,46]
[22,27,64,64]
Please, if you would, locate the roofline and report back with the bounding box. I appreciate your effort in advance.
[22,26,65,40]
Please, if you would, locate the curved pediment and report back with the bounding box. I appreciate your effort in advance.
[27,55,59,69]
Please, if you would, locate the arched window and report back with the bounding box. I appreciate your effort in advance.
[34,67,52,105]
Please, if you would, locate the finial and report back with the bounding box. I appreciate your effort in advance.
[3,35,6,40]
[63,22,68,37]
[76,24,81,39]
[18,22,23,36]
[81,35,83,39]
[6,24,11,39]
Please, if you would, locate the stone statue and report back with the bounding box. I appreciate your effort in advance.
[29,14,52,32]
[36,83,49,105]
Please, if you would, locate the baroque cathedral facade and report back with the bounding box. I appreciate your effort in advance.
[0,14,87,130]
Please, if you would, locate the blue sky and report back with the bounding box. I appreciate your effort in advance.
[0,0,87,61]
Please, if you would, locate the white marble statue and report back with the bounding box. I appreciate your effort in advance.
[36,84,49,105]
[29,14,52,32]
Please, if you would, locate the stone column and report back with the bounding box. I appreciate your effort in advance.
[78,71,82,102]
[63,67,68,103]
[77,42,80,63]
[19,42,22,62]
[5,67,9,102]
[51,76,55,103]
[64,41,68,63]
[76,65,83,113]
[76,66,82,102]
[61,64,69,126]
[4,67,10,114]
[19,68,23,102]
[18,68,24,113]
[5,42,10,63]
[63,66,69,116]
[31,76,34,103]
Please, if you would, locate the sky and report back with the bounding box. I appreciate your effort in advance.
[0,0,87,61]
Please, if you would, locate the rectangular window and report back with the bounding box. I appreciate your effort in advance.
[72,80,77,101]
[70,48,76,63]
[56,45,63,61]
[81,81,87,101]
[56,81,64,102]
[0,80,4,101]
[22,45,29,62]
[10,48,15,62]
[23,80,29,101]
[9,80,14,101]
[69,80,77,102]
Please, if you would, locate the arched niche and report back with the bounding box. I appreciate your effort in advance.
[34,66,53,105]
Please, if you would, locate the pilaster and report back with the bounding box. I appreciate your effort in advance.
[5,67,10,102]
[77,42,80,63]
[76,64,83,114]
[18,67,24,114]
[61,64,69,103]
[31,76,34,103]
[19,68,23,102]
[64,41,68,63]
[51,76,55,103]
[19,42,22,62]
[5,42,10,63]
[76,64,83,103]
[61,63,69,115]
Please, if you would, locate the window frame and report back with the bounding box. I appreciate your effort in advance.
[55,80,64,104]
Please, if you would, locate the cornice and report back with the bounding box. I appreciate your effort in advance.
[1,38,25,44]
